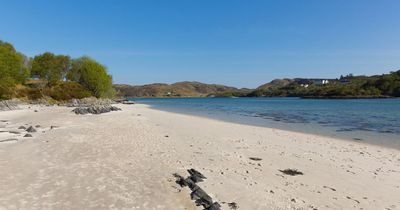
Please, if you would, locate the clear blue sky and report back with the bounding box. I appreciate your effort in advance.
[1,0,400,88]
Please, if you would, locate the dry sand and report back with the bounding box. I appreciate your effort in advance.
[0,104,399,210]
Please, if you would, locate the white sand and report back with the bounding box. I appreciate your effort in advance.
[0,104,399,210]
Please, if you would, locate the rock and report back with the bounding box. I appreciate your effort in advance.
[0,100,20,111]
[18,126,26,130]
[35,125,41,128]
[26,126,37,133]
[249,157,262,161]
[34,110,38,112]
[66,97,115,107]
[72,105,121,115]
[174,169,221,210]
[279,169,304,176]
[188,168,207,183]
[24,134,33,137]
[191,187,213,208]
[228,202,238,209]
[50,126,59,129]
[206,202,222,210]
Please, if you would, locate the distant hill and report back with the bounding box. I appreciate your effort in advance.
[256,79,293,90]
[248,70,400,98]
[114,81,252,98]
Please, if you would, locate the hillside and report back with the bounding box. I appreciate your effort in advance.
[248,71,400,98]
[114,81,251,98]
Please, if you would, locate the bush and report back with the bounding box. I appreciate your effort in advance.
[43,82,92,101]
[67,56,114,98]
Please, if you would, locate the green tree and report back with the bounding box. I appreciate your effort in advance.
[31,52,71,86]
[67,56,114,98]
[0,41,29,98]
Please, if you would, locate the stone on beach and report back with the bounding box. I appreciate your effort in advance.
[26,126,37,133]
[24,134,33,137]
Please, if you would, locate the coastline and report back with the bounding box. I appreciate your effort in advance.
[0,104,399,209]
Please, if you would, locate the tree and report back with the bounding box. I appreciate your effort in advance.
[31,52,71,85]
[0,41,29,98]
[67,56,114,98]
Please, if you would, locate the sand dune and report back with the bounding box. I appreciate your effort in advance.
[0,104,399,210]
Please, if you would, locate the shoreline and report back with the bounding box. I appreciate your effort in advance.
[1,104,399,209]
[140,102,400,151]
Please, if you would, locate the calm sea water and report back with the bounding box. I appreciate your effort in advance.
[132,97,400,149]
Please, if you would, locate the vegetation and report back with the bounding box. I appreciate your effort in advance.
[67,57,114,98]
[31,52,71,86]
[249,71,400,98]
[114,82,251,98]
[0,41,29,99]
[0,40,114,101]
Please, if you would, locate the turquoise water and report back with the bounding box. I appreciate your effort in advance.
[133,97,400,149]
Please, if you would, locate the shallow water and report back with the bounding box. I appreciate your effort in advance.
[133,97,400,149]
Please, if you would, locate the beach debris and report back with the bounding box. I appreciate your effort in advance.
[173,169,221,210]
[249,157,262,161]
[34,110,38,112]
[26,126,37,133]
[279,169,304,176]
[24,134,33,137]
[18,126,26,130]
[72,105,121,115]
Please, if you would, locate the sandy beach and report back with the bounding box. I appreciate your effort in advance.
[0,104,399,210]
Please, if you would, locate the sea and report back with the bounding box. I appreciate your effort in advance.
[132,97,400,149]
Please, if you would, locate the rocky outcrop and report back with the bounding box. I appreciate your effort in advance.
[72,105,121,115]
[66,97,114,107]
[0,100,20,111]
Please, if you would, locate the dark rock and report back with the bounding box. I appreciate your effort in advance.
[34,110,38,112]
[50,126,59,129]
[35,125,41,128]
[249,157,262,161]
[18,126,26,130]
[205,202,222,210]
[26,126,37,133]
[227,202,238,209]
[279,169,303,176]
[24,134,33,137]
[174,169,222,210]
[73,105,121,115]
[191,187,213,207]
[188,168,207,183]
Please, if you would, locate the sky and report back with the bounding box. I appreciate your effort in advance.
[1,0,400,88]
